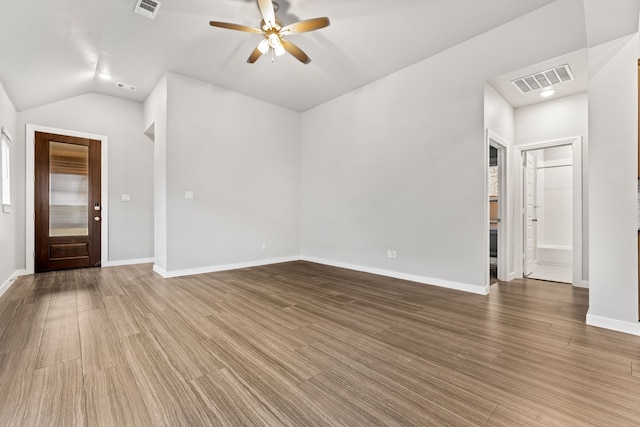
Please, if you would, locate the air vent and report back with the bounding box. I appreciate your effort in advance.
[134,0,161,19]
[511,64,574,94]
[116,82,137,92]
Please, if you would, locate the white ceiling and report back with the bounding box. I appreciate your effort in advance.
[0,0,637,113]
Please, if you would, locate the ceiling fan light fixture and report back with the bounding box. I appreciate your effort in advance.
[267,33,281,48]
[258,39,269,55]
[274,43,286,57]
[209,0,329,65]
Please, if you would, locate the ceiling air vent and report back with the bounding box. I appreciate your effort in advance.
[511,64,574,94]
[116,82,137,92]
[134,0,161,20]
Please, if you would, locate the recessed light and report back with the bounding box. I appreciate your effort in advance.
[99,73,112,80]
[540,89,555,98]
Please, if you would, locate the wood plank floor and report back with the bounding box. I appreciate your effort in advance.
[1,261,639,426]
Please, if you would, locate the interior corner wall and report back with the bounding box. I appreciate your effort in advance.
[587,33,639,331]
[0,79,18,290]
[514,92,589,280]
[485,83,515,143]
[300,0,586,293]
[143,74,168,272]
[161,73,300,274]
[17,93,154,266]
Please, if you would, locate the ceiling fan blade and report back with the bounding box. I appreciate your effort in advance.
[247,46,264,63]
[209,21,263,34]
[257,0,276,28]
[280,17,330,35]
[280,39,311,64]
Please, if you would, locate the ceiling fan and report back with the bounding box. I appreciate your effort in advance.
[209,0,330,64]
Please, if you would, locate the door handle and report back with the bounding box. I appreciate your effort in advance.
[94,216,101,221]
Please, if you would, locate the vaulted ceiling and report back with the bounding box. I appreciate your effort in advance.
[0,0,637,113]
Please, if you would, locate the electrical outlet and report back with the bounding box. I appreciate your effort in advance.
[121,194,130,202]
[391,251,397,259]
[185,191,194,199]
[261,242,267,250]
[387,250,392,258]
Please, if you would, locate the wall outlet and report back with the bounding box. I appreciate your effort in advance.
[387,250,392,258]
[185,191,194,199]
[387,250,397,259]
[261,242,267,250]
[121,194,130,202]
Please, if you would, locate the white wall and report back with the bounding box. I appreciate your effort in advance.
[0,80,18,293]
[516,93,589,143]
[515,92,589,279]
[587,34,639,334]
[300,0,587,294]
[143,74,168,271]
[17,93,154,265]
[152,73,300,275]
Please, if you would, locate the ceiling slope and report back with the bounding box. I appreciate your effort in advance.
[0,0,567,112]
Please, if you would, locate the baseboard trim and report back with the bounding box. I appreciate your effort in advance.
[586,312,640,336]
[103,257,155,267]
[574,280,589,289]
[153,256,300,279]
[0,270,26,299]
[0,275,13,298]
[301,256,489,295]
[150,254,489,295]
[153,265,169,278]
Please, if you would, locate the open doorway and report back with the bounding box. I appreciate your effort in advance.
[487,131,509,284]
[489,146,499,283]
[523,146,573,283]
[517,137,582,286]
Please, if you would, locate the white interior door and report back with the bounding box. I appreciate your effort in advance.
[524,152,537,276]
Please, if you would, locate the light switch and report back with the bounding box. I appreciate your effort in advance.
[121,194,131,202]
[185,191,194,199]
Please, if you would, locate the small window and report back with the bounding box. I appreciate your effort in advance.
[1,126,12,212]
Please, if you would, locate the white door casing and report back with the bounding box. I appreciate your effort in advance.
[486,130,513,286]
[514,136,583,287]
[524,151,537,276]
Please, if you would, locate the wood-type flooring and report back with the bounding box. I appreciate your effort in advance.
[0,261,639,426]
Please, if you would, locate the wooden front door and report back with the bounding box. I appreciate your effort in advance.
[35,132,101,273]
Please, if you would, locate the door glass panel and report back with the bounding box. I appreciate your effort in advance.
[49,141,89,237]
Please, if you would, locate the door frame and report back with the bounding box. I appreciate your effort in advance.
[26,124,109,274]
[523,150,538,277]
[514,136,584,287]
[486,130,511,283]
